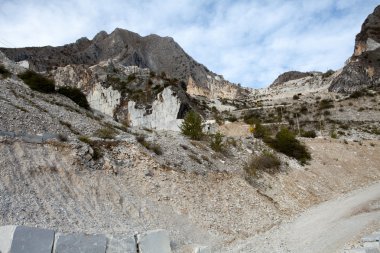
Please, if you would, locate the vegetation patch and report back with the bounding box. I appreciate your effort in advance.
[267,128,311,164]
[0,64,11,78]
[244,151,281,178]
[94,127,118,139]
[300,130,317,138]
[210,132,224,152]
[136,135,163,155]
[319,99,334,110]
[18,70,55,93]
[57,86,90,109]
[180,110,204,140]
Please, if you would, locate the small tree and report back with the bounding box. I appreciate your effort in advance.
[180,110,203,140]
[210,132,224,152]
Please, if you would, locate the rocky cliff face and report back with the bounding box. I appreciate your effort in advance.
[50,60,195,131]
[1,28,243,99]
[329,6,380,92]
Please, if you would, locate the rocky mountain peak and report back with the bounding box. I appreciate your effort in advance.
[0,27,243,99]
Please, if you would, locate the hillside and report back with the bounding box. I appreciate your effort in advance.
[0,4,380,253]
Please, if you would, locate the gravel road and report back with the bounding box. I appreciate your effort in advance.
[227,182,380,253]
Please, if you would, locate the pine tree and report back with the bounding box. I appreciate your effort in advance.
[180,111,203,140]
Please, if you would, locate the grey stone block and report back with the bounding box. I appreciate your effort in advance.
[106,235,137,253]
[137,229,171,253]
[10,226,55,253]
[54,233,107,253]
[0,225,17,253]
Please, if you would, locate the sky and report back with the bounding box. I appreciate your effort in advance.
[0,0,378,88]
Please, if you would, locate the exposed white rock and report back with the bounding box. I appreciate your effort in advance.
[136,229,172,253]
[0,225,17,253]
[87,82,121,116]
[367,38,380,52]
[16,60,29,69]
[128,87,182,131]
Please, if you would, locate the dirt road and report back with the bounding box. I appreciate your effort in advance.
[227,182,380,253]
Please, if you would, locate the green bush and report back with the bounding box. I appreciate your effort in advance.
[0,64,11,78]
[18,70,55,93]
[253,122,270,139]
[180,110,204,140]
[301,130,317,138]
[244,151,281,177]
[94,127,117,139]
[210,132,224,152]
[57,86,90,109]
[268,128,311,164]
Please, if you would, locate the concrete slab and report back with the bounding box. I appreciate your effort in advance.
[137,229,171,253]
[105,235,137,253]
[10,226,55,253]
[53,233,107,253]
[0,225,17,253]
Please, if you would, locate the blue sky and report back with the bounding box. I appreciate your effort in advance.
[0,0,378,88]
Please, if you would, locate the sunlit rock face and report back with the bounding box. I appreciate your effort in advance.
[128,87,183,131]
[330,6,380,93]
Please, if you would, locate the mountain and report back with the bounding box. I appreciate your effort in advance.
[0,28,242,99]
[329,6,380,92]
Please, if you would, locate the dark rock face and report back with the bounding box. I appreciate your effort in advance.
[270,71,312,87]
[329,5,380,93]
[0,28,213,90]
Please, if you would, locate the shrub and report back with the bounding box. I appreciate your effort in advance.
[350,90,365,99]
[180,110,204,140]
[226,115,237,122]
[244,151,281,178]
[57,86,90,109]
[57,133,68,142]
[322,69,334,78]
[0,64,11,78]
[268,128,311,164]
[319,99,334,110]
[301,130,317,138]
[252,122,270,139]
[18,70,55,93]
[293,94,300,100]
[94,127,117,139]
[210,132,224,152]
[78,136,103,160]
[136,135,162,155]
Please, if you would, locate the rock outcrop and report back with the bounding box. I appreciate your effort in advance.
[270,71,313,88]
[330,6,380,93]
[1,28,243,99]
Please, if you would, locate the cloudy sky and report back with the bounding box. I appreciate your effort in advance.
[0,0,378,88]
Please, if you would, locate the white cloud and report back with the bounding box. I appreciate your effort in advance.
[0,0,378,88]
